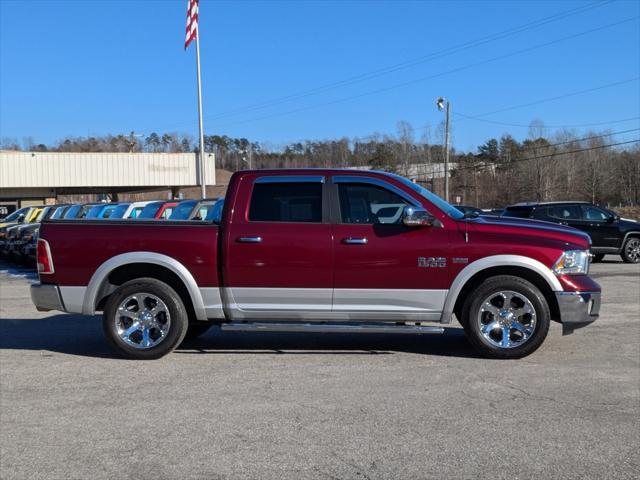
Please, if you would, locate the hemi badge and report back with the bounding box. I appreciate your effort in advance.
[452,257,469,264]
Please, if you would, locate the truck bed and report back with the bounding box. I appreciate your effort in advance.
[39,220,219,287]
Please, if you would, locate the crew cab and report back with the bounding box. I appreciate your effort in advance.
[31,170,601,360]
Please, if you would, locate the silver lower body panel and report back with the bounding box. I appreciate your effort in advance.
[221,322,445,335]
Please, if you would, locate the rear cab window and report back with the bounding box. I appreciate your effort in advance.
[249,180,323,223]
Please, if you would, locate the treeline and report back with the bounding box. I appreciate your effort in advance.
[3,122,639,208]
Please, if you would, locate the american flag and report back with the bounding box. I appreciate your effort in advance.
[184,0,199,50]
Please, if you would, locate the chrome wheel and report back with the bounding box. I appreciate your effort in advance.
[114,293,171,349]
[476,290,537,349]
[625,238,640,263]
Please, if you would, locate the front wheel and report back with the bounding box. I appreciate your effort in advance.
[621,237,640,264]
[103,277,189,359]
[460,275,550,359]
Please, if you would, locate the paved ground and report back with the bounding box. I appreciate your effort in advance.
[1,259,639,480]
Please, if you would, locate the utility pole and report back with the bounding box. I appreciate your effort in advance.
[437,97,451,202]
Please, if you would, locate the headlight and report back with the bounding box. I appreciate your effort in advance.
[553,250,590,275]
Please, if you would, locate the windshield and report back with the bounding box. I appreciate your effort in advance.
[384,173,464,220]
[2,208,28,222]
[138,202,162,219]
[86,205,105,218]
[205,200,224,223]
[109,204,130,219]
[128,206,145,218]
[50,206,68,219]
[169,201,197,220]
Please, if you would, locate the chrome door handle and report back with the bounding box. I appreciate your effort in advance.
[237,236,262,243]
[342,237,368,245]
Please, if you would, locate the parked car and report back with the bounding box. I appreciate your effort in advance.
[169,198,222,221]
[137,201,178,220]
[63,203,102,219]
[13,205,70,264]
[31,169,600,360]
[85,203,135,219]
[0,206,31,228]
[0,207,32,255]
[3,206,46,258]
[502,201,640,263]
[121,201,153,219]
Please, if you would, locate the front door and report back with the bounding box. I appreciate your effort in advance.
[330,176,450,322]
[581,205,620,249]
[222,174,333,320]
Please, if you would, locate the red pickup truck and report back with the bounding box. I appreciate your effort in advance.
[31,169,601,360]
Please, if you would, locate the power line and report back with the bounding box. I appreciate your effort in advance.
[451,115,640,129]
[203,16,639,130]
[201,1,614,123]
[452,77,640,126]
[452,139,640,173]
[155,0,614,131]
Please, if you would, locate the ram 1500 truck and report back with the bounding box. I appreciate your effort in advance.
[31,170,601,360]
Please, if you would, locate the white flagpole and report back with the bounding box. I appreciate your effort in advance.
[194,10,212,198]
[195,31,206,198]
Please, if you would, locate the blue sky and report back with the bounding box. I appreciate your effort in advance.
[1,0,639,153]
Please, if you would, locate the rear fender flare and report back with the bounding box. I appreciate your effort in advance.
[82,251,207,320]
[440,254,562,323]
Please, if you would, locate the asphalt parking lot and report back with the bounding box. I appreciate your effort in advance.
[1,259,639,480]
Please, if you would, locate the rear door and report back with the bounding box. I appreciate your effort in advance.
[330,175,450,322]
[222,175,333,320]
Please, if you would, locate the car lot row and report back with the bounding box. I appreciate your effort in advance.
[0,198,224,267]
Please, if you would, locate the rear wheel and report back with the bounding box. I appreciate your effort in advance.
[621,237,640,264]
[591,253,605,263]
[461,275,550,359]
[103,277,189,359]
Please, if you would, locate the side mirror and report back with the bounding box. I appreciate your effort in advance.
[607,215,618,224]
[16,214,25,224]
[402,206,442,228]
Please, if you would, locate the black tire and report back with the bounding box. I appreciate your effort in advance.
[103,277,189,360]
[621,237,640,264]
[183,323,214,341]
[591,253,605,263]
[460,275,550,359]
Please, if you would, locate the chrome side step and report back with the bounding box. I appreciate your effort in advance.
[221,322,445,335]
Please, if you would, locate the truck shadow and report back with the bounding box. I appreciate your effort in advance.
[0,315,479,359]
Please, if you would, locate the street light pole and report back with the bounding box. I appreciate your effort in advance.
[437,97,451,202]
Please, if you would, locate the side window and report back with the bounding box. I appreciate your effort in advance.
[582,206,609,222]
[338,183,409,224]
[532,207,548,219]
[249,182,322,223]
[551,205,582,220]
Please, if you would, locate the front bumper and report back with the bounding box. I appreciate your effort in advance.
[556,291,601,335]
[31,283,66,312]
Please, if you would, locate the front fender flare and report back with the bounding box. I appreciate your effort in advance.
[440,254,562,323]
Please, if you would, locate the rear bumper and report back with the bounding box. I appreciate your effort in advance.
[31,283,66,312]
[556,291,601,334]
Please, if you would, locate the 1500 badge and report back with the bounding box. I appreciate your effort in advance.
[418,257,447,268]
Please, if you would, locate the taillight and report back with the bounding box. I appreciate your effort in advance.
[37,239,55,274]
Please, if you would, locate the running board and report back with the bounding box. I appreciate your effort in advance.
[221,323,445,335]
